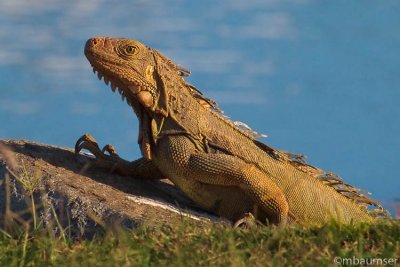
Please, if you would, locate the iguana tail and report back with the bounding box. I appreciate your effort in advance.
[254,139,390,219]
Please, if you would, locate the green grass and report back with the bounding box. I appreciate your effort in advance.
[1,157,399,266]
[0,220,399,267]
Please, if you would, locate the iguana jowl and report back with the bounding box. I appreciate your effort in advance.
[76,37,390,226]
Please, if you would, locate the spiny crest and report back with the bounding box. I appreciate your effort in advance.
[185,83,268,139]
[155,49,267,139]
[280,151,390,219]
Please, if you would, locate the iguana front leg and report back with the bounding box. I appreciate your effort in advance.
[189,153,289,225]
[75,134,163,179]
[155,136,289,225]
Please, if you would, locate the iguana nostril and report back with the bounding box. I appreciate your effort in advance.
[89,37,100,47]
[85,38,100,54]
[86,38,100,48]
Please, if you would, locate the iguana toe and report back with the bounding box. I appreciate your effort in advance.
[75,133,103,158]
[233,213,259,229]
[102,144,119,157]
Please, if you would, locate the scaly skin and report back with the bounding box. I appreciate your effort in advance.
[75,37,390,226]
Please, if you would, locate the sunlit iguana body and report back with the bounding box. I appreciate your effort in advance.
[75,37,390,226]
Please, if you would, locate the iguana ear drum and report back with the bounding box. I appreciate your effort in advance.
[137,91,153,108]
[145,65,157,87]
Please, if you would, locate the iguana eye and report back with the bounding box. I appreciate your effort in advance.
[125,45,137,55]
[116,43,139,59]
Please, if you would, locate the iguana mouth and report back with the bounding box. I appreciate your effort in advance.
[90,64,157,108]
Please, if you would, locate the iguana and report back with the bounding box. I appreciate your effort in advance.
[75,36,390,226]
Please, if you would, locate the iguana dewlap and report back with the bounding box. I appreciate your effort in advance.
[75,37,390,226]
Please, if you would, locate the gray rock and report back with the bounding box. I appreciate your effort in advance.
[0,140,226,236]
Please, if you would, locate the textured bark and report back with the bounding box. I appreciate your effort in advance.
[0,139,224,234]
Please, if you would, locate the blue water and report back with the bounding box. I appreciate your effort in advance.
[0,1,399,213]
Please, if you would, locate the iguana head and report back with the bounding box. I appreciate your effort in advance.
[85,37,187,115]
[85,36,265,138]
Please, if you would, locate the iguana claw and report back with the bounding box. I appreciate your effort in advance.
[75,133,103,157]
[102,144,119,157]
[74,132,125,174]
[74,133,164,179]
[75,133,120,159]
[233,213,259,229]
